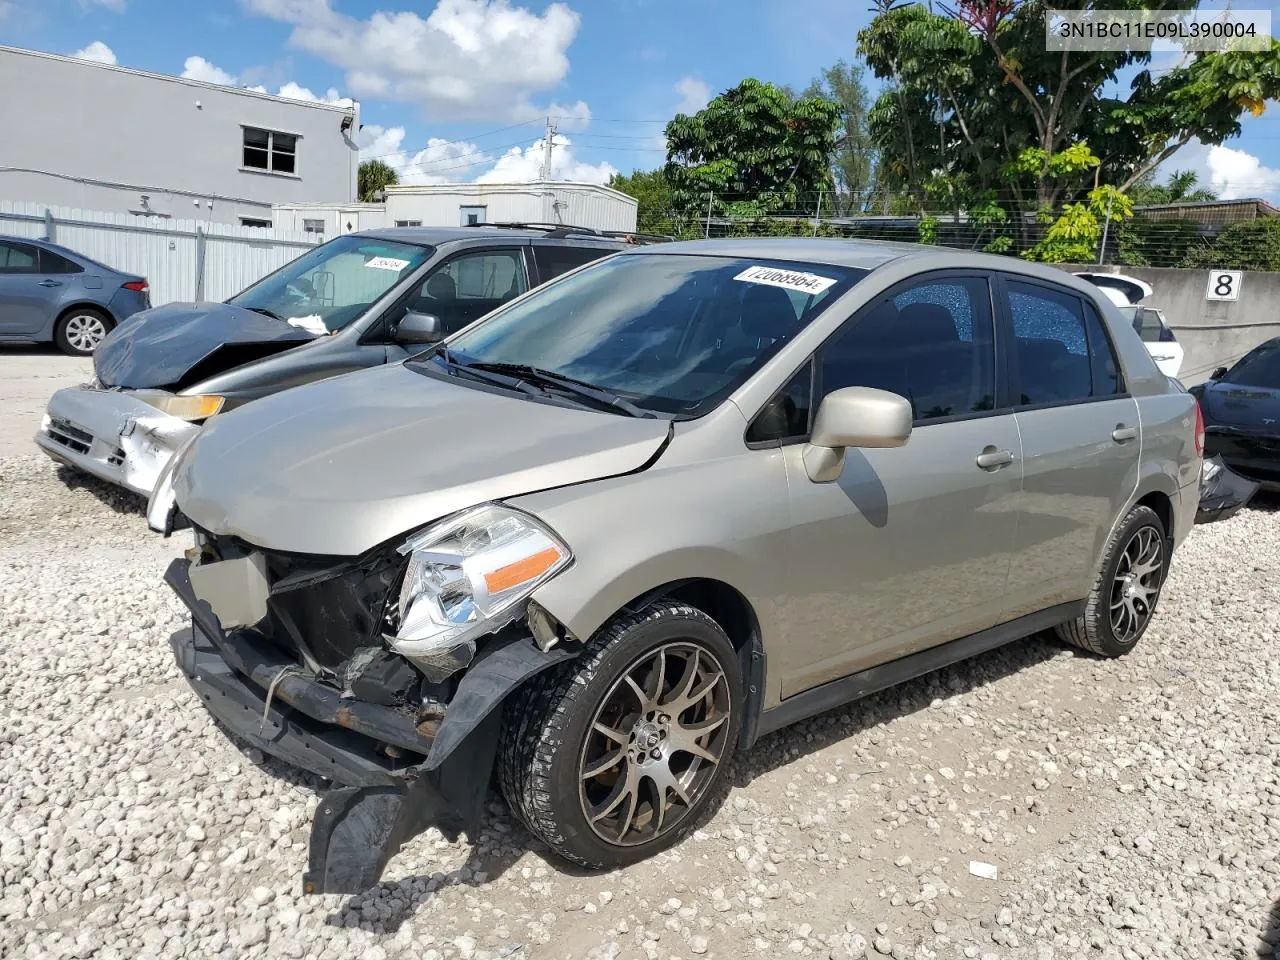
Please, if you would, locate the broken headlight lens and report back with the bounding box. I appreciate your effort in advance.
[390,504,571,682]
[136,393,225,421]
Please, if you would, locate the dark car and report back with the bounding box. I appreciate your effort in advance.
[37,223,647,497]
[1190,337,1280,490]
[0,235,150,356]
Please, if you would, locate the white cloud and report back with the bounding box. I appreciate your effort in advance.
[72,41,117,65]
[359,125,615,185]
[1162,140,1280,202]
[1205,144,1280,201]
[674,76,710,115]
[477,134,616,184]
[358,124,491,184]
[181,55,236,85]
[179,55,353,106]
[245,0,589,122]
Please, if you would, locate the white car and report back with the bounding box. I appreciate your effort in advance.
[1072,272,1183,379]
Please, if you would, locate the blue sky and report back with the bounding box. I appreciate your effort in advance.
[2,0,1279,199]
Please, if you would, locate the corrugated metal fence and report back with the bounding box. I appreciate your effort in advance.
[0,201,322,306]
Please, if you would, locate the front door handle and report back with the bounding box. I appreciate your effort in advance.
[37,279,62,287]
[1112,424,1138,443]
[976,447,1015,470]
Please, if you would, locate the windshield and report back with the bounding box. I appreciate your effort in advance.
[1222,341,1280,388]
[228,235,431,334]
[421,253,866,417]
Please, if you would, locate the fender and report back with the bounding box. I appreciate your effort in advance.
[303,636,578,895]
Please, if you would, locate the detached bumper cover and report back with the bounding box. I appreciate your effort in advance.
[36,385,199,497]
[163,558,576,894]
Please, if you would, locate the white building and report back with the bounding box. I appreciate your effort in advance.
[271,201,388,237]
[382,182,638,233]
[0,45,359,228]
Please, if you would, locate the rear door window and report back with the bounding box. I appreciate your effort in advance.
[1004,279,1124,406]
[532,244,615,283]
[0,241,39,273]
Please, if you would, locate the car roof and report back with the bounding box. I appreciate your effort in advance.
[608,236,1105,281]
[0,234,124,273]
[355,225,631,249]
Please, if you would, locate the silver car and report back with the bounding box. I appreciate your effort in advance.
[149,239,1202,894]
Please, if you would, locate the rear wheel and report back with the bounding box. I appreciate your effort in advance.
[55,308,113,357]
[499,601,742,868]
[1055,504,1168,657]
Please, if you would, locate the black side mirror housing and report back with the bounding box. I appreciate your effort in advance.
[1210,366,1227,381]
[394,311,442,345]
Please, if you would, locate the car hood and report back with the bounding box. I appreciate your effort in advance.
[1199,381,1280,433]
[174,362,672,556]
[95,301,318,389]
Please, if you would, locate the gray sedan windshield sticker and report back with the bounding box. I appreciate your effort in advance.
[734,265,836,295]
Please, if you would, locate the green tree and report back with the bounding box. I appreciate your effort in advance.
[608,169,678,236]
[1117,170,1217,266]
[1128,169,1218,205]
[857,1,1280,216]
[802,60,878,214]
[358,159,399,202]
[664,78,842,223]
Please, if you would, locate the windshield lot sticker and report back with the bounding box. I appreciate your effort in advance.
[734,265,836,295]
[366,256,411,272]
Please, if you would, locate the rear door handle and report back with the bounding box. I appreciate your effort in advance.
[1112,425,1138,443]
[37,279,62,287]
[976,447,1015,470]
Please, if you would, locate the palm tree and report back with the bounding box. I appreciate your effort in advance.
[358,160,399,202]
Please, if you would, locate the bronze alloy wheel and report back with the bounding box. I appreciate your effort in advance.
[578,641,733,846]
[1109,525,1165,644]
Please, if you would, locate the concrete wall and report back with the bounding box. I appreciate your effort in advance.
[1062,264,1280,385]
[0,46,359,227]
[384,182,639,233]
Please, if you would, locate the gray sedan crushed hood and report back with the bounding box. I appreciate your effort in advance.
[174,363,671,555]
[96,302,317,389]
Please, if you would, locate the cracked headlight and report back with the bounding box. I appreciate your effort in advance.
[390,504,571,682]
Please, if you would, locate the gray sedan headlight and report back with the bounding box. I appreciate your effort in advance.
[389,504,572,682]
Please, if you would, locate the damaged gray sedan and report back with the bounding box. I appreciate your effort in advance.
[149,239,1200,894]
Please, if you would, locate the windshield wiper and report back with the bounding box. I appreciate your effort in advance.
[245,306,283,321]
[427,349,539,396]
[461,362,657,418]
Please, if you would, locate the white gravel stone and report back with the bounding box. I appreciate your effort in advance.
[4,453,1280,960]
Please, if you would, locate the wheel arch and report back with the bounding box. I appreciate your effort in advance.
[50,301,115,341]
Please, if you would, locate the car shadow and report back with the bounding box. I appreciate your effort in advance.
[55,464,147,517]
[308,628,1076,933]
[1258,898,1280,958]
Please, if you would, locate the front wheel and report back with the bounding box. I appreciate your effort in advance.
[1055,504,1169,657]
[55,308,113,357]
[499,601,743,868]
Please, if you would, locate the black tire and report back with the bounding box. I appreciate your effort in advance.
[499,600,743,868]
[1055,504,1169,658]
[54,308,114,357]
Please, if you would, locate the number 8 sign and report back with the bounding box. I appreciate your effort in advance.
[1206,270,1242,302]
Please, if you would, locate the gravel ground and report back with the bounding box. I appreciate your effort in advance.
[3,452,1279,960]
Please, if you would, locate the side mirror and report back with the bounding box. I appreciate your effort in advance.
[1210,366,1227,381]
[803,386,913,483]
[394,311,441,345]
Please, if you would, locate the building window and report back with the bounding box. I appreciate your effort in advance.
[243,127,298,174]
[240,217,272,229]
[302,219,326,235]
[395,220,423,227]
[459,205,486,226]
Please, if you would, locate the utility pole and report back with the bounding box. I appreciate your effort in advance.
[1098,193,1113,265]
[540,117,557,181]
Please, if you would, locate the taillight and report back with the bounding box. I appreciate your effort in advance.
[123,280,148,292]
[1193,399,1205,458]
